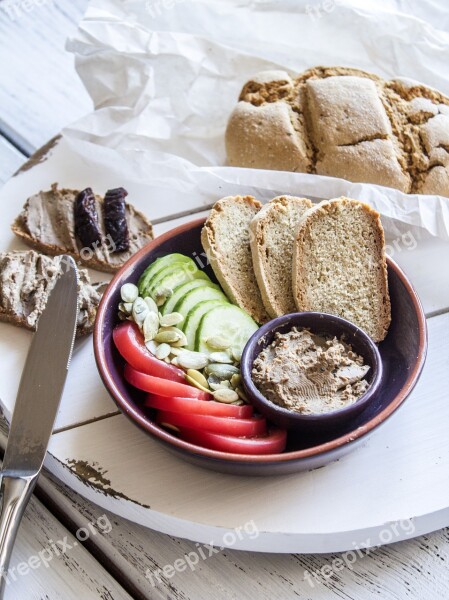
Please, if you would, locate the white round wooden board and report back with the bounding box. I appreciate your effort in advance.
[1,139,449,553]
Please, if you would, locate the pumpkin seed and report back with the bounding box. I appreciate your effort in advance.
[154,330,182,344]
[230,373,242,389]
[206,363,240,380]
[155,343,171,360]
[144,296,159,314]
[231,400,245,406]
[209,380,231,391]
[160,312,184,327]
[206,335,231,350]
[177,350,209,371]
[236,386,249,402]
[231,347,243,363]
[121,283,139,303]
[160,422,180,433]
[171,331,188,347]
[143,311,160,341]
[186,369,210,392]
[132,297,149,325]
[145,339,159,354]
[209,351,233,364]
[213,388,239,404]
[154,287,172,307]
[168,347,182,357]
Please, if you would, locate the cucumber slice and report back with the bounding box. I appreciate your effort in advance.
[161,279,219,315]
[184,300,229,350]
[195,304,258,356]
[138,254,194,296]
[175,286,229,322]
[149,264,210,301]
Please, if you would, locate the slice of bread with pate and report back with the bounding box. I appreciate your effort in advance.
[201,195,269,324]
[0,251,106,337]
[249,195,313,318]
[293,198,391,342]
[11,183,154,273]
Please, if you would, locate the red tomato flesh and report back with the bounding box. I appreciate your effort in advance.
[145,394,253,418]
[157,410,266,437]
[113,322,185,383]
[124,364,211,400]
[180,427,287,455]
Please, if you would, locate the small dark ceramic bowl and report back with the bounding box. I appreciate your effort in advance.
[241,312,383,432]
[94,218,428,476]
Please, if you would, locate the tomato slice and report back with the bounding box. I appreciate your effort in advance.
[145,394,254,418]
[124,364,211,400]
[156,410,266,437]
[113,322,185,383]
[180,427,287,455]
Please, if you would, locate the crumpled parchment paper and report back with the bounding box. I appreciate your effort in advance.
[65,0,449,240]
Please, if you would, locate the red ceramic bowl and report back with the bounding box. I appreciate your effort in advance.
[94,218,428,476]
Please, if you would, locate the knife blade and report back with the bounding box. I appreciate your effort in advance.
[0,255,79,593]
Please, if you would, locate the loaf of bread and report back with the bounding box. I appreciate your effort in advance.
[201,195,270,324]
[249,195,313,318]
[293,197,391,342]
[226,66,449,197]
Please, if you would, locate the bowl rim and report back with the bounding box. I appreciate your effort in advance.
[94,216,428,465]
[240,311,383,424]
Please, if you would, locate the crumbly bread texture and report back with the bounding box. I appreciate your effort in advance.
[201,195,270,324]
[293,197,391,342]
[249,195,313,317]
[226,66,449,196]
[11,183,154,273]
[0,251,107,337]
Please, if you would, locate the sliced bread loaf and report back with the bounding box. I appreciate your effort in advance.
[201,195,269,324]
[293,198,391,342]
[249,195,313,318]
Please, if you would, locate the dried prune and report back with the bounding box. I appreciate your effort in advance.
[104,187,130,253]
[74,188,102,249]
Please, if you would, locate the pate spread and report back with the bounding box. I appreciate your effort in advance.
[0,251,106,336]
[14,184,153,269]
[252,327,370,415]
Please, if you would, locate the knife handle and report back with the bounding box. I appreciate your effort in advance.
[0,472,38,597]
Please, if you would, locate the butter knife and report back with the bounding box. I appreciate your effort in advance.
[0,256,79,595]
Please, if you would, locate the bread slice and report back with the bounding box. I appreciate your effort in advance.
[11,184,154,273]
[249,195,313,318]
[201,195,269,324]
[0,251,107,337]
[293,198,391,342]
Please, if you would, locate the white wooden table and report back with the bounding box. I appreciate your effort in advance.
[0,1,449,598]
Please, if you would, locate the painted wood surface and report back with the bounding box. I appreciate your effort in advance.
[0,0,91,153]
[1,0,449,597]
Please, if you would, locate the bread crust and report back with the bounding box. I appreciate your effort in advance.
[201,195,269,324]
[226,65,449,196]
[293,197,391,342]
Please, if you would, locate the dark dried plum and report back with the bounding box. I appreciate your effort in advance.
[74,188,102,249]
[104,187,130,253]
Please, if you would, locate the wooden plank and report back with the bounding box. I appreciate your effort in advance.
[33,468,449,600]
[42,310,449,554]
[0,462,133,599]
[0,0,91,152]
[0,137,25,187]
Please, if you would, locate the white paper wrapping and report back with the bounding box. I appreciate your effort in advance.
[65,0,449,241]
